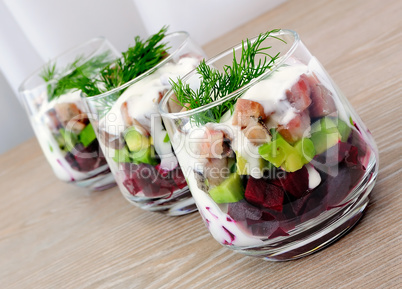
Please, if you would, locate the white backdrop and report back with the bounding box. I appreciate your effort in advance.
[0,0,286,153]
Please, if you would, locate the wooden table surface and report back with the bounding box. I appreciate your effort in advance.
[1,0,401,288]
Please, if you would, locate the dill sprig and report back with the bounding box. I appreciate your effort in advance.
[171,29,285,125]
[81,26,169,98]
[41,52,114,101]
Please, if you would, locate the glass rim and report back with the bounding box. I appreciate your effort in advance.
[159,29,300,120]
[81,31,191,102]
[18,36,112,95]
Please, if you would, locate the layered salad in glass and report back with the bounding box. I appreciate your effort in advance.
[160,29,378,258]
[82,28,205,214]
[18,38,118,190]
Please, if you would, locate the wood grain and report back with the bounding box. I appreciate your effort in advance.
[1,0,401,288]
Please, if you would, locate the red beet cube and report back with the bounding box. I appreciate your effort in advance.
[171,167,187,189]
[313,141,352,167]
[245,177,285,212]
[249,220,279,237]
[269,227,289,239]
[227,200,263,222]
[276,166,309,198]
[70,142,107,172]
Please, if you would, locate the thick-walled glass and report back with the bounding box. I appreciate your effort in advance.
[82,32,205,215]
[159,30,379,259]
[19,38,119,190]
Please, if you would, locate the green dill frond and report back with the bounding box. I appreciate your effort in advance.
[41,52,114,101]
[87,26,170,95]
[171,29,285,125]
[78,26,170,116]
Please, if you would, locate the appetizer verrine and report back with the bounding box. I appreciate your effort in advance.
[160,29,378,259]
[82,28,205,215]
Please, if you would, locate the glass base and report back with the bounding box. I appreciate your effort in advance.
[234,162,377,261]
[127,187,197,216]
[72,170,117,191]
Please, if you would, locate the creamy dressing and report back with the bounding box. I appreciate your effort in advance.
[37,90,83,117]
[306,164,321,189]
[242,63,309,126]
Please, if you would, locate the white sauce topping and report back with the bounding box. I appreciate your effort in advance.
[306,163,321,189]
[242,63,309,126]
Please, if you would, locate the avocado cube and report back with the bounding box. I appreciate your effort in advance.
[124,127,150,152]
[258,134,296,168]
[208,173,245,204]
[60,128,78,151]
[113,146,131,163]
[129,146,158,166]
[310,117,341,155]
[337,118,352,142]
[236,153,267,175]
[294,138,316,163]
[282,152,304,172]
[311,117,338,135]
[78,123,97,147]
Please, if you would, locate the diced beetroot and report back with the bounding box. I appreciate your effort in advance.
[122,163,155,196]
[69,142,107,172]
[278,110,311,143]
[227,200,263,222]
[349,129,368,158]
[199,128,225,158]
[307,74,337,118]
[286,74,312,111]
[349,165,366,189]
[345,146,359,166]
[154,174,176,191]
[155,164,169,177]
[275,212,298,232]
[171,167,187,189]
[287,193,312,216]
[314,141,352,167]
[122,163,174,197]
[249,219,279,237]
[261,210,277,221]
[313,142,362,172]
[245,177,284,211]
[269,227,289,239]
[300,182,329,222]
[325,166,352,208]
[275,166,309,198]
[123,178,142,195]
[64,152,80,171]
[232,99,266,127]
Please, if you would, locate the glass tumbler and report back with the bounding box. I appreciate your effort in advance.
[82,32,205,215]
[159,29,379,259]
[18,37,119,190]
